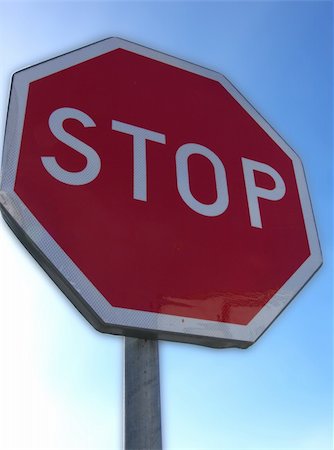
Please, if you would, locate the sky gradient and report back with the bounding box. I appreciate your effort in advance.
[0,2,332,450]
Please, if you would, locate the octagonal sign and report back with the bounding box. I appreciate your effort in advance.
[0,38,322,348]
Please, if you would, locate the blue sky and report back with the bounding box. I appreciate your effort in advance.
[0,2,332,450]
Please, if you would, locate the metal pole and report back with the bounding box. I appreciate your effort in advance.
[124,337,162,450]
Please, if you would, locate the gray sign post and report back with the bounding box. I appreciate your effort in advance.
[124,337,162,450]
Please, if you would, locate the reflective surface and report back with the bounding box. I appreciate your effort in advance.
[0,38,322,347]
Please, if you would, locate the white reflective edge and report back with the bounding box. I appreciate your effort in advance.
[0,37,322,347]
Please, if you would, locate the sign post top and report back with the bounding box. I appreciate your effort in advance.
[0,38,322,348]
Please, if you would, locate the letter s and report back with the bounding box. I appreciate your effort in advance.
[41,107,101,185]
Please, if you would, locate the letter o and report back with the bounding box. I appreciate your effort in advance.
[175,143,229,217]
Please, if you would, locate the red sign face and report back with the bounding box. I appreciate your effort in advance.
[0,38,321,347]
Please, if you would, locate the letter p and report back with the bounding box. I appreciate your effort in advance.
[242,158,286,229]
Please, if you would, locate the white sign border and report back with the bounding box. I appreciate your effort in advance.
[0,37,322,348]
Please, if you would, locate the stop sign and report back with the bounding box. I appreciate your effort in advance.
[0,38,321,348]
